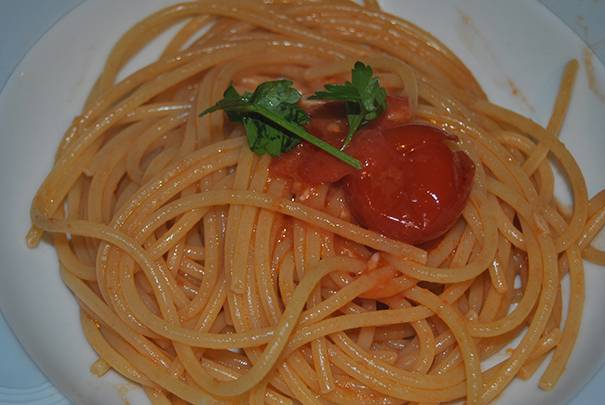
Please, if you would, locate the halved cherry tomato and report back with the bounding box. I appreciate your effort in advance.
[344,124,475,245]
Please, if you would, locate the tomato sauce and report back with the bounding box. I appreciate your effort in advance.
[270,95,475,246]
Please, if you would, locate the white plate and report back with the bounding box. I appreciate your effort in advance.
[1,0,604,403]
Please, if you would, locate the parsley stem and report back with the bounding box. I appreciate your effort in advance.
[342,114,363,150]
[236,104,362,169]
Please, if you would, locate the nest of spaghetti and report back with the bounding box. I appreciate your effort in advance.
[28,1,605,404]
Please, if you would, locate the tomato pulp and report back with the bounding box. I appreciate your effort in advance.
[270,97,475,245]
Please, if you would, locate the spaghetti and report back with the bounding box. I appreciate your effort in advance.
[27,1,605,404]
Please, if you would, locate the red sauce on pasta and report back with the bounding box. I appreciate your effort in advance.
[271,96,475,245]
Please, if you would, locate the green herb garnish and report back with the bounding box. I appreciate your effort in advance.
[310,61,387,149]
[200,80,361,169]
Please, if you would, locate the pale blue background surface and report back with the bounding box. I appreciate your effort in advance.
[0,1,603,403]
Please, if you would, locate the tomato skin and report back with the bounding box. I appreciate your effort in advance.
[344,125,475,245]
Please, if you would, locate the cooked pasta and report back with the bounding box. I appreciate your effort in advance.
[27,1,605,404]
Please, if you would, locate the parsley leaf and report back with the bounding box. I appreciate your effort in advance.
[201,80,361,168]
[310,61,387,149]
